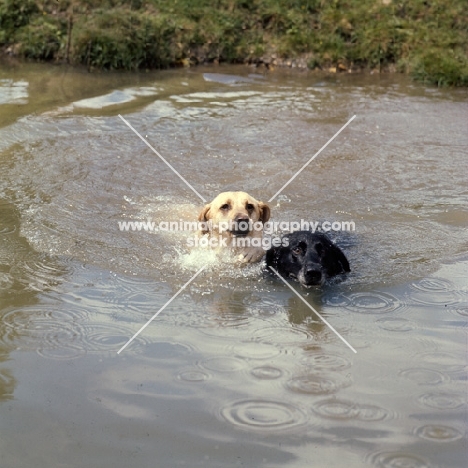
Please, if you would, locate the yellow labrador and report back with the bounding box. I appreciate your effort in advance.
[198,191,270,263]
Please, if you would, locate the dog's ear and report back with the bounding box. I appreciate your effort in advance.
[198,204,212,234]
[323,243,351,275]
[258,202,270,223]
[198,204,211,222]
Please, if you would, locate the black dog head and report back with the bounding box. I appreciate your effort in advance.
[266,231,350,287]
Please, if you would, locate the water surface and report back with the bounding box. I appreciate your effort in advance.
[0,59,467,467]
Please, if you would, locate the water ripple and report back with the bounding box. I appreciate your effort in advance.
[411,277,454,293]
[177,370,210,383]
[251,326,311,345]
[108,273,166,295]
[417,391,465,410]
[409,277,461,306]
[230,342,281,360]
[414,424,463,442]
[398,367,449,385]
[312,398,392,421]
[368,451,432,468]
[343,291,405,315]
[194,314,256,338]
[2,305,89,359]
[286,374,342,395]
[416,351,466,373]
[301,352,352,371]
[80,322,150,355]
[250,366,284,380]
[377,317,415,332]
[220,399,308,432]
[10,255,69,292]
[322,293,350,307]
[448,303,468,317]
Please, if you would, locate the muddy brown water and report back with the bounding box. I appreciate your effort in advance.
[0,60,467,467]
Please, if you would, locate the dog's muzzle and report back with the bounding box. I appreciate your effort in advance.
[229,217,251,237]
[298,265,324,287]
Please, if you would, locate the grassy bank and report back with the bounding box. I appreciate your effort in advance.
[1,0,467,86]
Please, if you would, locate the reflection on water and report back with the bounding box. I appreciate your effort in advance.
[73,87,159,109]
[0,79,28,105]
[0,62,467,467]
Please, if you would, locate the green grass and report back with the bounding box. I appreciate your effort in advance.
[72,9,186,69]
[1,0,467,86]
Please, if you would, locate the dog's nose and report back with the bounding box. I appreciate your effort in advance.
[304,268,322,285]
[231,216,251,236]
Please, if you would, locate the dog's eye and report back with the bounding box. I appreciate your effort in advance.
[246,203,254,211]
[292,241,306,257]
[220,204,230,211]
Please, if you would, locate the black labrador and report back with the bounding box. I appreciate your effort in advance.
[266,231,350,287]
